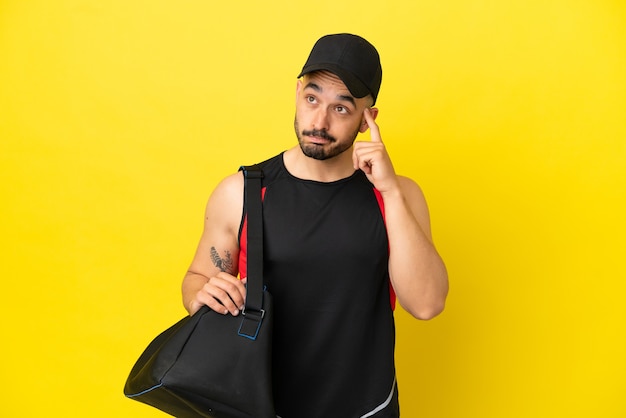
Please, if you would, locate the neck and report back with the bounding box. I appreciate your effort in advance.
[283,146,356,182]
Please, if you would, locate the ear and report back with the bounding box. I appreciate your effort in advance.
[359,107,379,133]
[295,79,303,103]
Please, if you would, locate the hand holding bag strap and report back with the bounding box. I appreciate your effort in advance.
[238,165,265,340]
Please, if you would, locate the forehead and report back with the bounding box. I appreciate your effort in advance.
[302,71,351,95]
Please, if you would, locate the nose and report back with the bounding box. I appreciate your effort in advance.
[312,106,329,131]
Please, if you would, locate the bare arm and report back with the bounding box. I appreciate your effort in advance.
[382,176,448,319]
[182,172,246,316]
[353,108,448,319]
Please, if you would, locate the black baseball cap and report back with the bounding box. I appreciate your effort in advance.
[297,33,382,105]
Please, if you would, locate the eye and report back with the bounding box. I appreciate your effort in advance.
[306,95,317,104]
[335,105,348,114]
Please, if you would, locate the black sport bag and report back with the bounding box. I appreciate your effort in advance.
[124,166,275,417]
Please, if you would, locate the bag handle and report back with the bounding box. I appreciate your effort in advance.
[238,165,265,340]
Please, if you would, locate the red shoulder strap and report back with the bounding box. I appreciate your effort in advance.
[373,188,397,311]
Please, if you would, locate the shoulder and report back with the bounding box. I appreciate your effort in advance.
[206,153,284,220]
[209,171,244,206]
[253,152,287,184]
[204,171,245,236]
[397,175,427,203]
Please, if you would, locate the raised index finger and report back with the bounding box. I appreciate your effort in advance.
[363,107,382,143]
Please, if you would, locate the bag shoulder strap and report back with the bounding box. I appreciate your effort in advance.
[238,165,265,339]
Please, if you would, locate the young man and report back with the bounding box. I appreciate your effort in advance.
[182,33,448,417]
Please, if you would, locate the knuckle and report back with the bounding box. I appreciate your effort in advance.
[224,281,239,293]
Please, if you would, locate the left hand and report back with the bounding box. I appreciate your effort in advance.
[352,108,399,194]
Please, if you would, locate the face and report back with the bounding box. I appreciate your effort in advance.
[294,71,372,161]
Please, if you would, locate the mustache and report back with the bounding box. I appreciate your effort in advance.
[302,129,337,143]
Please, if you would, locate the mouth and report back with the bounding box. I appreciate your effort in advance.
[308,135,330,145]
[303,130,336,144]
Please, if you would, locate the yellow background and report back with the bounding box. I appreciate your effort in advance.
[1,0,625,416]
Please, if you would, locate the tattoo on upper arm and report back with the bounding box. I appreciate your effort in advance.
[210,246,234,273]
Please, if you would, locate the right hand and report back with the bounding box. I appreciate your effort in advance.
[189,273,247,316]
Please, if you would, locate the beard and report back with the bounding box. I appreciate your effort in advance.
[294,116,360,161]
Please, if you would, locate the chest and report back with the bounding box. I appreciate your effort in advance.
[262,178,388,273]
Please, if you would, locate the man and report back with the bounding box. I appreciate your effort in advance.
[182,33,448,417]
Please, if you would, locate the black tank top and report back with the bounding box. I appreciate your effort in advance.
[239,153,399,418]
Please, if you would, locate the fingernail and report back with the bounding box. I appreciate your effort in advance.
[234,309,239,316]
